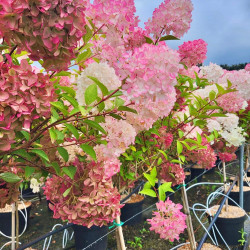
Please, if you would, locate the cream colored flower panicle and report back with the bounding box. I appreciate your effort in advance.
[76,62,121,106]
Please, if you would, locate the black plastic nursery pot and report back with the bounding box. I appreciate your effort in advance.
[120,195,144,226]
[228,189,250,212]
[72,224,108,250]
[190,165,205,182]
[209,214,247,246]
[0,203,32,237]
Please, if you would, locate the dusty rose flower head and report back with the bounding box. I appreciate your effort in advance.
[0,59,55,151]
[0,0,88,71]
[178,39,208,67]
[44,160,122,227]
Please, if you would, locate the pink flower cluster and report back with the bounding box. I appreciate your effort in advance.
[218,70,250,101]
[144,0,193,39]
[0,59,54,151]
[44,160,122,227]
[147,199,187,241]
[100,117,136,156]
[217,91,245,112]
[0,0,88,71]
[245,63,250,72]
[88,0,139,34]
[218,152,236,162]
[155,127,174,149]
[159,163,185,186]
[184,138,217,169]
[178,39,208,67]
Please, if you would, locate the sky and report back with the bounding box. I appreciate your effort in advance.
[135,0,250,66]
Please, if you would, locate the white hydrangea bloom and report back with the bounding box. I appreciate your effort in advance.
[207,113,245,147]
[30,178,44,193]
[193,84,218,99]
[76,62,121,106]
[206,119,222,133]
[200,63,224,83]
[221,127,246,147]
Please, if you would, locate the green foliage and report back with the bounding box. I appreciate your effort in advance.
[127,237,143,249]
[0,173,21,183]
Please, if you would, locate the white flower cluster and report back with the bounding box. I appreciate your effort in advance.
[76,62,121,106]
[30,178,44,193]
[200,63,224,83]
[207,114,246,147]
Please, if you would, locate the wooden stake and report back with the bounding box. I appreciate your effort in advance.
[181,181,196,250]
[11,203,15,250]
[222,161,229,211]
[15,202,19,248]
[115,215,126,250]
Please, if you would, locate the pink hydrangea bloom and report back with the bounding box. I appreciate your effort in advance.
[245,63,250,72]
[144,0,193,39]
[147,199,187,241]
[217,91,245,112]
[218,70,250,101]
[178,39,208,67]
[101,117,136,155]
[44,160,122,227]
[184,138,217,169]
[122,42,181,104]
[88,0,139,34]
[0,59,55,151]
[159,163,185,186]
[0,0,88,71]
[218,152,236,162]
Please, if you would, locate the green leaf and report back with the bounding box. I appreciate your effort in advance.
[20,131,30,141]
[25,166,35,179]
[159,35,180,41]
[0,173,21,183]
[61,93,78,108]
[63,187,72,197]
[158,186,166,201]
[178,130,184,138]
[76,48,92,63]
[177,141,183,155]
[109,113,123,120]
[144,36,153,44]
[209,90,216,101]
[49,128,57,143]
[57,147,69,162]
[210,113,227,117]
[30,149,49,162]
[179,155,186,162]
[54,129,64,141]
[196,133,202,144]
[80,144,96,161]
[62,166,77,180]
[87,76,109,96]
[79,106,87,116]
[143,173,156,186]
[59,86,76,97]
[54,71,71,77]
[13,149,32,160]
[64,123,79,139]
[158,150,168,160]
[161,182,174,193]
[83,119,107,134]
[139,188,157,197]
[144,182,152,189]
[51,162,61,175]
[117,106,137,114]
[157,157,162,165]
[51,101,68,116]
[171,159,182,164]
[150,166,157,178]
[84,25,93,44]
[85,84,98,105]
